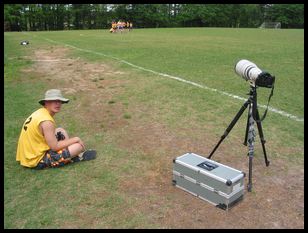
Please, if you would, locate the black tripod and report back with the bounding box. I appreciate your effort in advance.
[208,86,270,192]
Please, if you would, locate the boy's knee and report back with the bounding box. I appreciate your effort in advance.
[55,127,69,139]
[55,127,65,133]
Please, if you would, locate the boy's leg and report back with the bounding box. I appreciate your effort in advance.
[35,145,95,169]
[68,143,84,157]
[35,126,95,169]
[55,127,84,158]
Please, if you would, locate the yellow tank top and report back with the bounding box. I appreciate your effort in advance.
[16,108,55,167]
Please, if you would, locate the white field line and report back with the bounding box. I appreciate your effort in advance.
[42,37,304,122]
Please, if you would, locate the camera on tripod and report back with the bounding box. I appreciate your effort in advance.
[235,59,275,88]
[208,59,276,192]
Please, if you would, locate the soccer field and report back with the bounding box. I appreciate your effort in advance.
[4,28,304,228]
[6,28,304,119]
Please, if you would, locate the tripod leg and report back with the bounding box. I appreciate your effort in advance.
[243,104,251,146]
[208,100,250,159]
[246,106,255,192]
[255,107,270,166]
[247,154,253,192]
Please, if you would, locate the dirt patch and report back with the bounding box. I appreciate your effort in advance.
[116,116,304,228]
[22,46,129,132]
[23,46,128,95]
[23,46,304,229]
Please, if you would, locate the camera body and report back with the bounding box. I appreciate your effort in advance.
[235,59,275,88]
[255,71,275,88]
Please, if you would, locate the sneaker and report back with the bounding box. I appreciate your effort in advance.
[72,150,97,162]
[82,150,97,161]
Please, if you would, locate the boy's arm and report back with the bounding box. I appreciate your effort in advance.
[40,120,84,151]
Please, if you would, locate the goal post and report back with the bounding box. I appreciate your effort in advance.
[259,22,281,29]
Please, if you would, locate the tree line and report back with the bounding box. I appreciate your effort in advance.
[4,4,304,31]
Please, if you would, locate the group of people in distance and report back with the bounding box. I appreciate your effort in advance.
[110,20,133,33]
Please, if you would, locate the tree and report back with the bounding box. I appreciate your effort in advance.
[237,4,263,28]
[265,4,304,28]
[3,4,304,31]
[4,4,23,31]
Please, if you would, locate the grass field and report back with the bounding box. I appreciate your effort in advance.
[4,28,304,229]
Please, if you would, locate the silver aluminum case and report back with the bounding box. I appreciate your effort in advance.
[172,153,245,210]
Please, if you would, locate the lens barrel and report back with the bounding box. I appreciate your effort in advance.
[235,59,262,82]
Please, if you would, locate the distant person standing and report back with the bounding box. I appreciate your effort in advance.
[126,21,129,32]
[117,20,123,33]
[129,22,133,31]
[110,21,117,33]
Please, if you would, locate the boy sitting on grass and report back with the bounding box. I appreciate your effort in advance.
[16,89,96,169]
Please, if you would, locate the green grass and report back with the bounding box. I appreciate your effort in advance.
[21,28,303,118]
[4,28,304,229]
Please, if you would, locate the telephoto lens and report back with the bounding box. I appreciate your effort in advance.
[234,59,262,82]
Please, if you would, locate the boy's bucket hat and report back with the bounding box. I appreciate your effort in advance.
[39,89,69,105]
